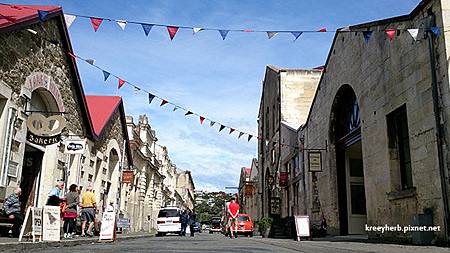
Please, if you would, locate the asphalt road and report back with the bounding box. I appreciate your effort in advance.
[6,233,450,253]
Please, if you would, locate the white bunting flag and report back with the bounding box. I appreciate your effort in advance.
[407,29,419,41]
[64,14,77,28]
[267,31,278,39]
[193,27,203,35]
[117,20,127,30]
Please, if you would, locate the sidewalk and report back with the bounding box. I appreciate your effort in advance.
[250,237,450,253]
[0,232,155,252]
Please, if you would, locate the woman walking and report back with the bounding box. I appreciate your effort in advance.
[63,184,79,239]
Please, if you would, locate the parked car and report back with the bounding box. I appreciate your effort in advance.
[156,207,181,236]
[224,214,254,237]
[210,217,222,234]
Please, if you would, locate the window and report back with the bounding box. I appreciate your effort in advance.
[88,174,93,182]
[387,105,413,190]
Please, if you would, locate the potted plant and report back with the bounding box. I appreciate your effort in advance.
[258,217,273,238]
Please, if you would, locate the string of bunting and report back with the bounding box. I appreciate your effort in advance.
[66,51,267,144]
[0,4,442,42]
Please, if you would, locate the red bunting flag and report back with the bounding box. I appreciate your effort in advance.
[243,30,253,32]
[318,28,327,32]
[200,116,205,125]
[90,17,103,32]
[386,29,396,41]
[118,78,125,89]
[167,26,179,40]
[160,100,169,106]
[67,52,77,58]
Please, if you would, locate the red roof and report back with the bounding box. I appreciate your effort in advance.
[0,4,61,29]
[85,96,122,137]
[244,167,251,176]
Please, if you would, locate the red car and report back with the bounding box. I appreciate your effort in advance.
[226,214,254,237]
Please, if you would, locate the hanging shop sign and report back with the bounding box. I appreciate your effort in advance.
[122,170,134,184]
[64,139,86,154]
[26,113,66,146]
[270,197,281,215]
[279,172,288,187]
[308,152,322,172]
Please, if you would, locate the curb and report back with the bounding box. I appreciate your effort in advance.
[0,233,154,252]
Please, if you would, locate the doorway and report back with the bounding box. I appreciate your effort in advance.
[19,145,44,211]
[344,141,366,234]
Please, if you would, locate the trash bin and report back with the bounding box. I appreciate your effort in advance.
[411,213,434,245]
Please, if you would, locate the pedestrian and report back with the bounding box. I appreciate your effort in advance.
[47,181,64,206]
[227,197,240,239]
[188,210,196,237]
[180,210,188,236]
[63,184,79,239]
[3,187,23,237]
[80,185,96,237]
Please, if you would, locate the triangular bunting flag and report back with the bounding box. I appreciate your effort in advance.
[248,135,253,142]
[229,128,235,134]
[219,30,229,40]
[142,24,154,36]
[167,26,179,40]
[85,59,95,65]
[103,70,110,81]
[193,27,203,34]
[362,31,373,43]
[133,87,140,95]
[90,17,103,32]
[291,31,303,41]
[318,28,327,32]
[64,14,76,28]
[267,31,278,39]
[431,27,441,37]
[118,78,126,89]
[160,100,169,106]
[185,111,193,116]
[148,93,155,104]
[37,10,49,22]
[173,106,178,111]
[243,30,253,32]
[117,20,127,30]
[219,125,226,132]
[67,52,76,59]
[210,121,216,127]
[407,29,419,41]
[200,116,205,124]
[385,29,396,41]
[238,132,244,139]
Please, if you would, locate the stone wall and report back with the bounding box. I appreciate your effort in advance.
[301,0,448,242]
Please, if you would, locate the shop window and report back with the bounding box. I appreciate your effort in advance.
[88,174,93,182]
[387,105,413,190]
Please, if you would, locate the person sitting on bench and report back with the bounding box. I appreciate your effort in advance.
[3,187,23,237]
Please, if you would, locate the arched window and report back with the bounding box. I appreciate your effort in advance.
[333,85,360,141]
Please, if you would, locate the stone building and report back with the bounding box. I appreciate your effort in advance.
[298,0,450,243]
[0,5,132,220]
[238,159,260,221]
[257,66,321,224]
[124,115,163,232]
[175,170,195,211]
[156,145,177,207]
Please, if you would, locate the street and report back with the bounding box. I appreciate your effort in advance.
[1,233,446,253]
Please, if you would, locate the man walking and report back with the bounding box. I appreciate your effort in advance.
[3,187,23,237]
[227,197,240,239]
[180,210,188,236]
[188,210,196,237]
[80,186,96,237]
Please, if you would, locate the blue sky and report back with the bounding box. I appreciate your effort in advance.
[8,0,421,192]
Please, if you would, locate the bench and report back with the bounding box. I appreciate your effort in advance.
[0,209,14,236]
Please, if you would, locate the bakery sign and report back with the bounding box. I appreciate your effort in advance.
[26,113,66,146]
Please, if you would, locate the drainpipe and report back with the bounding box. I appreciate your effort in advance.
[426,12,450,244]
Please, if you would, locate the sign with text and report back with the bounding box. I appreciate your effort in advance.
[26,113,66,146]
[270,197,281,215]
[19,207,42,242]
[122,170,134,184]
[294,215,311,240]
[42,206,60,241]
[99,208,116,242]
[279,172,288,187]
[308,152,322,172]
[64,139,86,154]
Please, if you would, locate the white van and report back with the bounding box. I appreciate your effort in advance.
[156,207,182,236]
